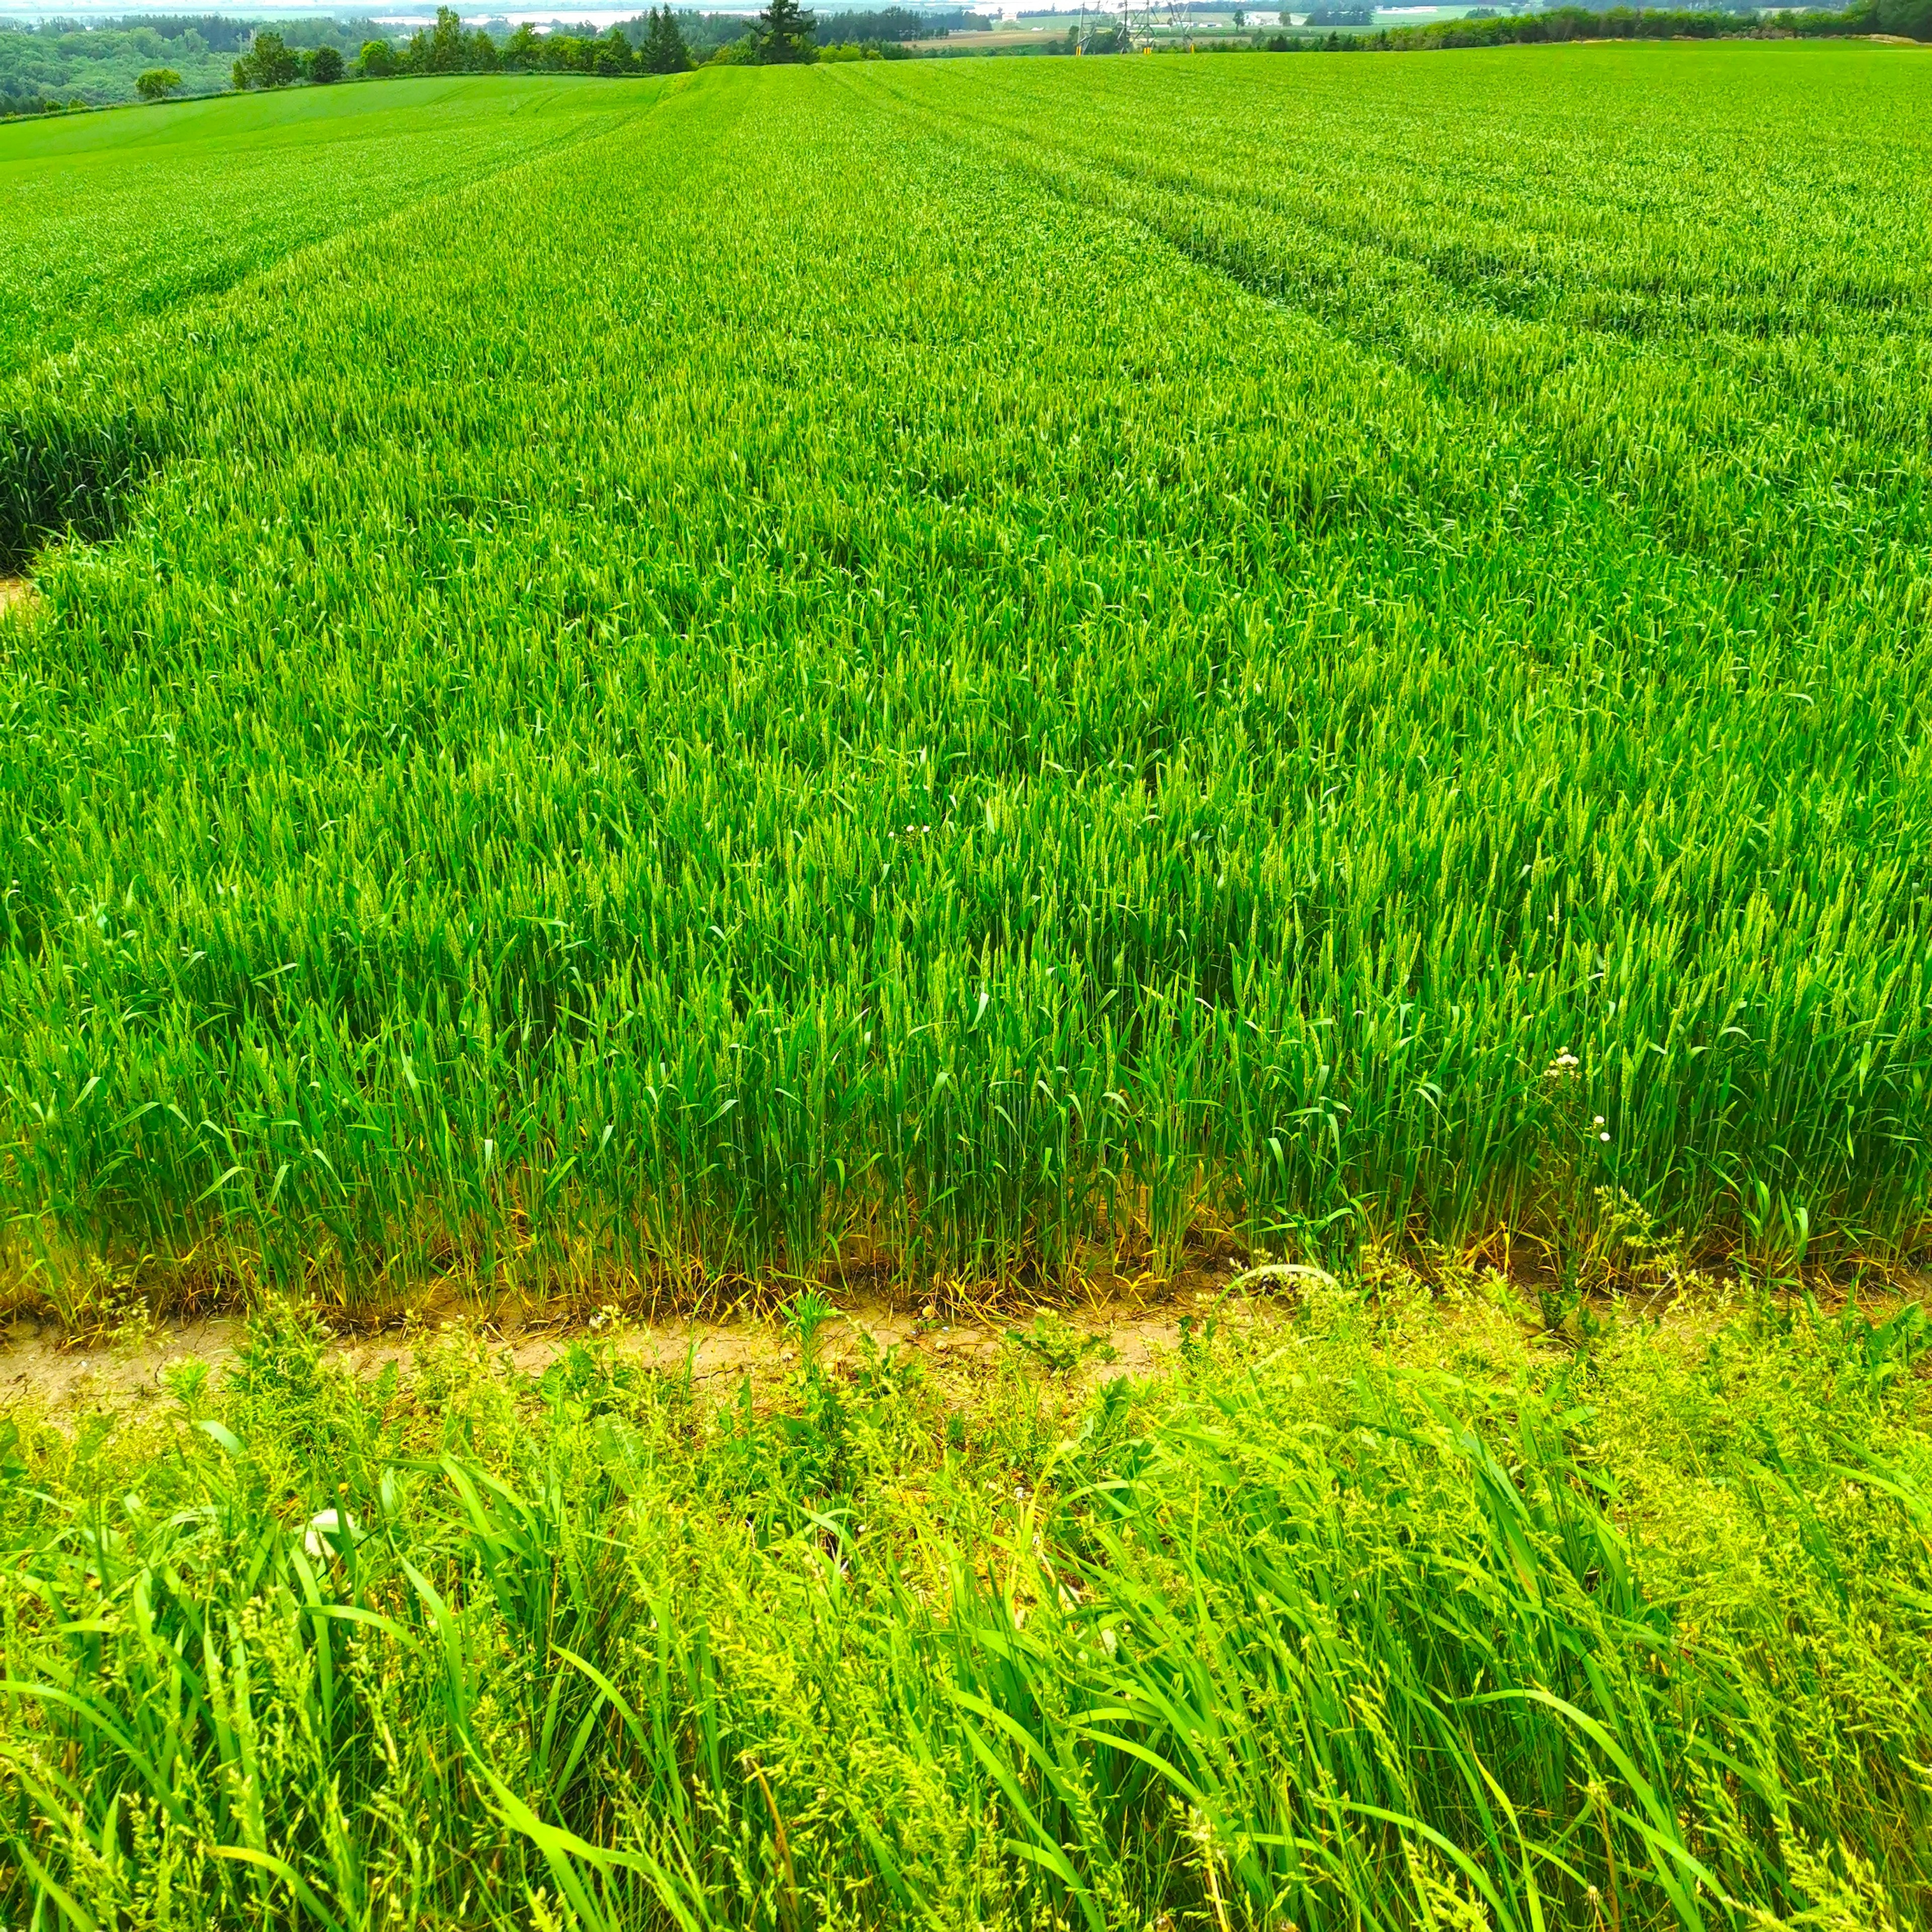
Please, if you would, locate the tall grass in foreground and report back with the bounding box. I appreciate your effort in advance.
[2,1275,1928,1926]
[3,49,1931,1314]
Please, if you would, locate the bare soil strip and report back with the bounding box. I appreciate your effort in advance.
[0,576,41,619]
[0,1296,1198,1428]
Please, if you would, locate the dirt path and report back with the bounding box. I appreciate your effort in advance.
[0,1296,1201,1428]
[0,577,40,619]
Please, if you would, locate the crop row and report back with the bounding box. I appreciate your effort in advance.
[2,49,1929,1312]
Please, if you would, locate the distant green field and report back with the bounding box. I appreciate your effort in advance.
[0,75,654,373]
[2,46,1930,1323]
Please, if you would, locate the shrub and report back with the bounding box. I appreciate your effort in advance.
[134,65,182,101]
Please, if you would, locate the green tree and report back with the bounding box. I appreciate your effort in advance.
[592,25,635,71]
[755,0,818,61]
[1876,0,1932,34]
[233,28,299,89]
[642,6,693,71]
[408,6,468,73]
[356,37,398,75]
[134,65,182,100]
[305,45,344,83]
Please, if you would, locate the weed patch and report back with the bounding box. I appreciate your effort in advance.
[0,1276,1926,1924]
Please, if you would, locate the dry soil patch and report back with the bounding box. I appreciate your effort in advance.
[0,1295,1200,1430]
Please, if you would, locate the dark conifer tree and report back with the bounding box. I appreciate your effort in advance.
[754,0,816,61]
[643,6,692,71]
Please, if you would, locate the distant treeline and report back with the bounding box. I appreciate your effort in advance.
[0,4,1004,110]
[817,6,990,36]
[344,2,979,78]
[1247,0,1927,47]
[0,13,376,111]
[626,4,986,54]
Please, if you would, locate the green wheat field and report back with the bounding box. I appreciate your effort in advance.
[1,44,1929,1931]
